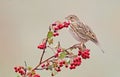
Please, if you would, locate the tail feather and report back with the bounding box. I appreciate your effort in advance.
[95,42,104,53]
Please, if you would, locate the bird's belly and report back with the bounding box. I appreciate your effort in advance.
[69,27,88,43]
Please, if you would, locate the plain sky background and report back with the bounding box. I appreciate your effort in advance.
[0,0,120,77]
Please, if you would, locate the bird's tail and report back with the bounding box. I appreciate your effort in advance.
[95,42,105,53]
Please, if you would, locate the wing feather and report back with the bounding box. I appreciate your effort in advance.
[84,24,98,43]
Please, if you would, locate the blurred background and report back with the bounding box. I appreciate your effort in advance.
[0,0,120,77]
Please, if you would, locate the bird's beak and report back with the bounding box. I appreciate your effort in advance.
[65,20,71,24]
[65,17,72,23]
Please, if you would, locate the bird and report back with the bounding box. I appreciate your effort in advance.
[65,15,104,53]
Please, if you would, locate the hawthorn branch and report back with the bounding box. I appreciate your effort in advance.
[32,25,82,71]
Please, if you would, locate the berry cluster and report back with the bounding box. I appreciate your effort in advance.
[78,49,90,59]
[14,66,40,77]
[39,48,90,76]
[37,42,46,49]
[52,21,70,30]
[69,57,81,70]
[58,60,65,68]
[54,48,63,57]
[52,21,70,37]
[14,66,25,75]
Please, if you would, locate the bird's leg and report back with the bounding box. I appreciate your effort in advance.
[70,43,80,49]
[70,42,86,51]
[79,42,86,51]
[83,44,86,50]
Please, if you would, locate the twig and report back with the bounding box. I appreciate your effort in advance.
[47,46,56,53]
[32,27,52,71]
[32,43,80,71]
[24,61,27,77]
[32,38,48,71]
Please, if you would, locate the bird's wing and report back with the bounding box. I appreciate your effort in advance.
[72,22,88,41]
[85,25,105,53]
[84,24,98,44]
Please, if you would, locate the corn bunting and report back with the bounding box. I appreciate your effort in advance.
[65,15,104,53]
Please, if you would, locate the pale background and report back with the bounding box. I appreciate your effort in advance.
[0,0,120,77]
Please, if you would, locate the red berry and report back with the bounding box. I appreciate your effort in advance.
[65,65,68,68]
[78,50,82,56]
[37,45,43,49]
[57,24,64,29]
[17,67,21,71]
[14,67,18,72]
[57,48,62,53]
[69,66,73,70]
[69,65,75,70]
[77,57,81,61]
[46,68,48,70]
[81,54,86,59]
[76,62,81,66]
[81,50,90,59]
[53,26,59,31]
[72,65,76,69]
[37,43,46,49]
[74,62,77,66]
[56,67,61,72]
[14,67,17,70]
[41,64,45,68]
[59,61,63,65]
[19,70,25,75]
[54,53,59,57]
[59,60,65,67]
[59,64,63,67]
[62,60,65,64]
[70,63,74,66]
[63,22,70,28]
[73,57,78,62]
[52,23,56,26]
[53,32,59,37]
[33,74,40,77]
[51,73,54,76]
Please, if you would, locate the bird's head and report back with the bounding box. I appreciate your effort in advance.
[65,15,80,22]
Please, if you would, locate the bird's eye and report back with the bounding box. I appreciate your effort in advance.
[70,16,73,19]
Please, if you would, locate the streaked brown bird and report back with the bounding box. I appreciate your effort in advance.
[65,15,104,53]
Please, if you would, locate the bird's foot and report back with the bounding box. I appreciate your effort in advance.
[70,43,86,51]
